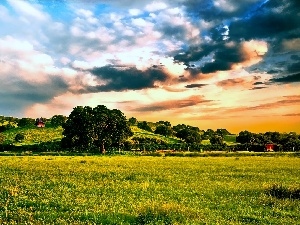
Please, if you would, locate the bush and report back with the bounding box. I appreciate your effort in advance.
[15,133,25,142]
[265,183,300,199]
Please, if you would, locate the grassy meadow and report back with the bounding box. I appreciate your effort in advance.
[0,156,299,224]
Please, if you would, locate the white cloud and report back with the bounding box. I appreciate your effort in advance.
[7,0,48,21]
[129,8,142,16]
[145,1,168,12]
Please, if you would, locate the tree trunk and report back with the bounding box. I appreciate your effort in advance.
[100,143,106,154]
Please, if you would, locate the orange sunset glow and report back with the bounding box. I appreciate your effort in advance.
[0,0,299,134]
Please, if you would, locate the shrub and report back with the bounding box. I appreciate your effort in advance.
[265,183,300,199]
[15,133,25,142]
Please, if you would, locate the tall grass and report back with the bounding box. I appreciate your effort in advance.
[0,156,299,224]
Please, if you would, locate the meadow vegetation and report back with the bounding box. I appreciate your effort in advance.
[0,156,299,224]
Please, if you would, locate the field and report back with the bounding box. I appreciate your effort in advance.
[0,156,299,224]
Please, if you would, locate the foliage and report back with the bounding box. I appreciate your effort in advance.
[156,120,172,127]
[0,133,5,144]
[128,117,137,125]
[0,156,299,224]
[14,133,25,142]
[175,126,201,143]
[236,130,300,151]
[62,105,133,153]
[154,124,173,137]
[210,135,224,145]
[50,115,67,127]
[137,121,153,132]
[0,123,15,132]
[216,128,231,137]
[17,118,35,128]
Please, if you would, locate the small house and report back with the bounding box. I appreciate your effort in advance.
[35,117,45,128]
[265,143,275,152]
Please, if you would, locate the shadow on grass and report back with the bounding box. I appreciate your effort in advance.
[265,183,300,200]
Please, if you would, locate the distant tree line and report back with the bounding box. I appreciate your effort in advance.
[236,130,300,151]
[0,107,299,153]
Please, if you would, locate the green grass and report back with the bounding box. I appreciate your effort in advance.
[1,127,63,145]
[130,126,181,144]
[224,135,237,145]
[0,156,299,224]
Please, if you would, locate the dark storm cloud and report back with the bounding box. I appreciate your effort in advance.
[270,73,300,84]
[87,65,169,92]
[185,83,207,88]
[180,0,263,21]
[172,0,300,78]
[287,61,300,73]
[174,42,244,74]
[174,44,217,67]
[158,23,187,40]
[267,70,280,74]
[229,0,300,43]
[201,44,245,74]
[291,55,300,61]
[4,76,68,102]
[0,76,69,113]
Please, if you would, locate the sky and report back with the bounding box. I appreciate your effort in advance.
[0,0,299,134]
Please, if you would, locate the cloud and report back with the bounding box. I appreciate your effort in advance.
[287,61,300,73]
[185,84,207,88]
[283,113,300,117]
[145,1,168,12]
[291,55,300,61]
[227,95,300,112]
[270,73,300,84]
[229,0,300,44]
[135,95,212,112]
[217,78,250,88]
[7,0,48,21]
[86,65,170,92]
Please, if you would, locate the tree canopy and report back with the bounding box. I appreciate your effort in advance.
[62,105,132,153]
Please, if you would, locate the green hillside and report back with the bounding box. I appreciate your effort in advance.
[0,125,182,146]
[0,124,236,147]
[1,127,63,145]
[130,126,181,144]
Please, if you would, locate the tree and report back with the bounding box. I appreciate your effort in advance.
[216,128,230,137]
[156,121,172,127]
[18,118,35,128]
[175,128,201,143]
[155,124,173,137]
[128,117,137,125]
[62,106,95,150]
[210,135,224,145]
[137,121,152,132]
[62,105,132,153]
[236,130,254,144]
[51,115,67,127]
[15,133,25,142]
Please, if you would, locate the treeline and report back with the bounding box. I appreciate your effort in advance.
[1,106,300,153]
[0,115,67,131]
[236,130,300,152]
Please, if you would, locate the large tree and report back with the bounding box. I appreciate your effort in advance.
[62,105,132,153]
